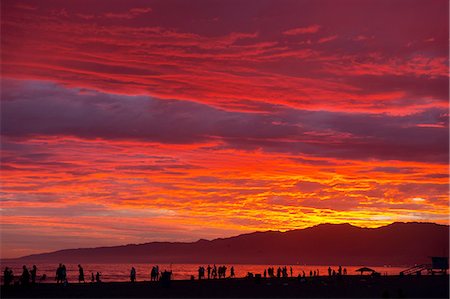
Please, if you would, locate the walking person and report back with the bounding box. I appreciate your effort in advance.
[78,264,85,283]
[30,265,37,284]
[130,267,136,282]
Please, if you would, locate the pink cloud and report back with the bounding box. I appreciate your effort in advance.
[283,25,321,35]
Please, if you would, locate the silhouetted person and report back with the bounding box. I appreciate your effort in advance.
[264,269,267,278]
[338,266,342,276]
[290,266,293,277]
[91,273,95,283]
[78,264,85,283]
[207,265,211,279]
[30,265,37,284]
[56,264,62,283]
[212,264,217,279]
[302,271,305,278]
[343,268,347,275]
[328,267,332,277]
[230,266,235,278]
[130,267,136,282]
[95,272,101,283]
[20,265,30,285]
[4,267,14,286]
[151,266,159,281]
[276,267,281,278]
[198,266,203,280]
[309,270,312,277]
[62,264,67,283]
[332,269,336,276]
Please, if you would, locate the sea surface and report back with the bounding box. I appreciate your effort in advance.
[1,262,407,282]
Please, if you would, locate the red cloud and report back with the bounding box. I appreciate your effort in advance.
[283,25,321,35]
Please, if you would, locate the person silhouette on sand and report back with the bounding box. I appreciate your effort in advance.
[207,265,211,279]
[198,266,203,280]
[290,266,293,277]
[56,264,62,283]
[62,265,67,283]
[4,267,14,286]
[95,272,101,283]
[30,265,37,284]
[328,267,332,277]
[230,266,235,278]
[212,264,217,279]
[91,273,95,283]
[130,267,136,282]
[78,265,85,283]
[20,265,30,286]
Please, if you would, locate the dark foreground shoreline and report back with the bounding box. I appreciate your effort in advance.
[1,276,448,298]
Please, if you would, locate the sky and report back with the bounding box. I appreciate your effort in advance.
[1,0,449,258]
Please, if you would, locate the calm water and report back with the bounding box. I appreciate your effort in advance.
[1,262,406,282]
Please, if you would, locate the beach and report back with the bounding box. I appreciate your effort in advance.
[2,275,448,298]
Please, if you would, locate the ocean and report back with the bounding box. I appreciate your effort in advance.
[1,262,406,282]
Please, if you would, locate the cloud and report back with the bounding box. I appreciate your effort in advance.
[1,79,448,163]
[283,25,321,35]
[104,7,152,19]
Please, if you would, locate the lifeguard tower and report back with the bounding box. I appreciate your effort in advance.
[400,256,449,275]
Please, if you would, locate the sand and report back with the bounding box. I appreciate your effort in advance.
[1,275,448,298]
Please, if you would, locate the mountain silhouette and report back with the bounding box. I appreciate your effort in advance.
[5,222,448,266]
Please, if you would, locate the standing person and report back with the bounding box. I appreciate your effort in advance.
[328,267,332,277]
[343,268,347,275]
[207,265,211,279]
[338,266,342,276]
[56,264,62,283]
[290,266,293,277]
[4,267,14,286]
[62,265,67,283]
[263,269,267,278]
[78,265,85,283]
[130,267,136,283]
[212,265,217,279]
[30,265,37,284]
[95,272,101,283]
[198,266,203,280]
[20,265,30,285]
[230,266,235,278]
[91,273,95,283]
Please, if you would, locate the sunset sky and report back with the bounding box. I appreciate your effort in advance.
[1,0,449,258]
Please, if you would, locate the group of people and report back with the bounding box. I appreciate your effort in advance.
[150,265,160,281]
[264,266,293,278]
[3,265,39,286]
[55,264,67,284]
[327,266,347,276]
[4,264,351,285]
[77,264,101,283]
[197,265,235,280]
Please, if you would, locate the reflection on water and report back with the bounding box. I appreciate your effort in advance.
[0,262,405,282]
